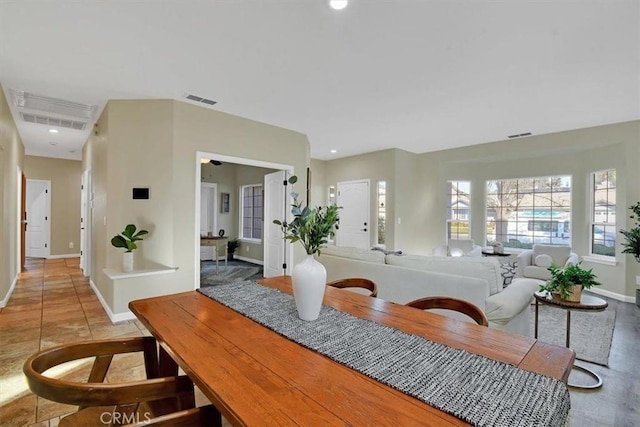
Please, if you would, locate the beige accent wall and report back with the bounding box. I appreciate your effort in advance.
[84,99,309,315]
[0,84,25,305]
[24,156,81,256]
[310,158,327,206]
[322,121,640,298]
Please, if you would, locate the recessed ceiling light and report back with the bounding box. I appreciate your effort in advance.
[328,0,348,10]
[330,149,337,153]
[48,129,59,134]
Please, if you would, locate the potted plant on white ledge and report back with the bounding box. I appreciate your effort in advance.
[111,224,149,272]
[273,175,340,321]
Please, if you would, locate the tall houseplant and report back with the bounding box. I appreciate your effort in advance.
[111,224,148,272]
[620,201,640,307]
[274,175,340,320]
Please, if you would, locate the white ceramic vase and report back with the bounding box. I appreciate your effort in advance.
[122,251,134,273]
[291,254,327,321]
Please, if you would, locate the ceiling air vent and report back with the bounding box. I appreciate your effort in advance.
[185,94,217,106]
[12,90,97,119]
[508,132,532,139]
[20,112,87,131]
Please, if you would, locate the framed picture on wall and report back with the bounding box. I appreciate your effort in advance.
[221,192,230,213]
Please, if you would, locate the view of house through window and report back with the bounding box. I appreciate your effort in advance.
[591,169,616,256]
[377,181,386,246]
[447,181,471,240]
[241,184,263,240]
[486,176,571,249]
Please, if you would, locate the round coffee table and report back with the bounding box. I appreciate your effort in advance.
[533,291,608,389]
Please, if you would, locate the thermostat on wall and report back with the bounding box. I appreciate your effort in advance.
[132,187,150,199]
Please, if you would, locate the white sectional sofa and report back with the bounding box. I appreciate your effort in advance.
[317,246,540,336]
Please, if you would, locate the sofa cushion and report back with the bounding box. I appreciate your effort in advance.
[320,245,386,264]
[448,239,474,254]
[532,245,570,267]
[534,254,553,268]
[385,255,503,295]
[523,265,551,281]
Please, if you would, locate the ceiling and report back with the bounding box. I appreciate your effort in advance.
[0,1,638,161]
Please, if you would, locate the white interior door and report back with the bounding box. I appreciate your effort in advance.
[200,183,217,236]
[80,170,92,275]
[26,179,51,258]
[336,180,370,248]
[263,170,288,277]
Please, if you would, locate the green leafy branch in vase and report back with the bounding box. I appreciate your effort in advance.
[273,175,340,255]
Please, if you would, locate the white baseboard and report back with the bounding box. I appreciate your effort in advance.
[587,287,636,304]
[234,255,263,265]
[89,279,136,323]
[48,253,81,259]
[0,275,18,308]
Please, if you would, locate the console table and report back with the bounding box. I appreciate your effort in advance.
[200,237,228,272]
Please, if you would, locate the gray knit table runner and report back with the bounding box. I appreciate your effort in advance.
[198,282,570,427]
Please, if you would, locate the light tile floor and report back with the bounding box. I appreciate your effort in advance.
[0,258,169,426]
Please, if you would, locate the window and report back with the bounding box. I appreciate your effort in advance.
[486,175,571,249]
[240,184,263,241]
[447,181,471,240]
[591,169,616,257]
[377,181,386,246]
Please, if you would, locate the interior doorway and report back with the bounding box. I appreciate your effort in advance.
[26,179,51,258]
[80,169,92,276]
[195,152,294,288]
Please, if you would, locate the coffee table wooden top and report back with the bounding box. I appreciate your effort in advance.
[534,291,608,311]
[130,276,575,426]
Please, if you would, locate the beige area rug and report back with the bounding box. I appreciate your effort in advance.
[529,304,616,366]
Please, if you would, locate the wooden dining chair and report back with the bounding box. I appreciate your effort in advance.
[327,278,378,297]
[405,296,489,326]
[23,336,222,426]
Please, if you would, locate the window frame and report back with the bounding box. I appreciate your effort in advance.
[239,183,264,243]
[589,169,616,258]
[446,180,471,241]
[485,175,572,249]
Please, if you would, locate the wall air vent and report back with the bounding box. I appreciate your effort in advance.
[508,132,532,139]
[185,94,217,106]
[20,112,87,131]
[12,90,97,119]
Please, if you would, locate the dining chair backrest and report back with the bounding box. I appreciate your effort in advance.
[23,336,221,426]
[326,278,378,297]
[405,296,489,326]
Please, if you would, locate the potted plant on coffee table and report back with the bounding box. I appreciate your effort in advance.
[111,224,148,272]
[273,175,340,321]
[539,262,601,303]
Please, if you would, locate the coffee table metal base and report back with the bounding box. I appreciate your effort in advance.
[569,364,603,389]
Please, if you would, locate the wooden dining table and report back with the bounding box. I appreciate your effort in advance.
[129,276,575,426]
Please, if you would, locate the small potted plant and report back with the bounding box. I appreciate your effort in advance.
[111,224,148,272]
[539,262,601,302]
[227,239,240,261]
[620,201,640,307]
[273,175,340,321]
